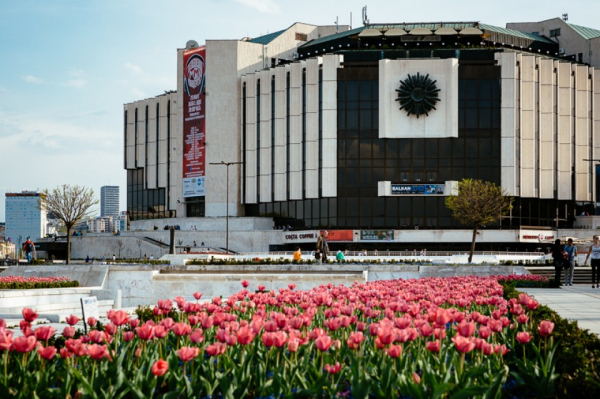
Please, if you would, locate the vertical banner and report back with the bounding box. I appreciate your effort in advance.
[182,46,206,197]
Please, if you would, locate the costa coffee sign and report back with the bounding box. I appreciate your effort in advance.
[520,232,555,242]
[284,231,318,242]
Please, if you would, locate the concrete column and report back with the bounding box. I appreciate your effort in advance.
[244,73,257,204]
[539,59,555,198]
[556,61,573,200]
[495,52,518,196]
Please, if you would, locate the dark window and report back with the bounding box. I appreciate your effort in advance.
[550,28,561,37]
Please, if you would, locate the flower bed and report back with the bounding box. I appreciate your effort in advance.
[0,277,562,397]
[0,276,79,290]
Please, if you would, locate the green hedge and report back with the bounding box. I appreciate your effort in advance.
[502,283,600,397]
[0,280,80,290]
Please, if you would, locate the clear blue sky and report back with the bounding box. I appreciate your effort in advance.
[1,0,598,221]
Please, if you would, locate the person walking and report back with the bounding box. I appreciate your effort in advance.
[293,247,302,261]
[316,231,329,265]
[584,235,600,288]
[551,239,564,284]
[564,238,577,286]
[23,237,36,264]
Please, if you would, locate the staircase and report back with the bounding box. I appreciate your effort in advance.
[527,266,597,285]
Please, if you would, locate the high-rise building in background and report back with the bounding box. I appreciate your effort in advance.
[5,191,47,243]
[100,186,119,219]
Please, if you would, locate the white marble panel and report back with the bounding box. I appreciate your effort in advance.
[556,62,572,200]
[321,138,337,169]
[321,168,337,197]
[322,54,341,82]
[322,81,336,111]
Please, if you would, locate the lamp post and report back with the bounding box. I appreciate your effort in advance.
[209,161,242,254]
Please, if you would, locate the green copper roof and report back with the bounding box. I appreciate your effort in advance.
[479,23,555,44]
[248,29,286,45]
[369,22,477,31]
[568,23,600,40]
[298,26,366,48]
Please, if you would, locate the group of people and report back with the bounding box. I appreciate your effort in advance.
[291,231,344,264]
[552,236,600,288]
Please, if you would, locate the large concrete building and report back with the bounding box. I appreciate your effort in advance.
[122,18,600,252]
[4,191,47,243]
[100,186,120,220]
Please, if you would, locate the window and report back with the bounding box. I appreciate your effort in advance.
[550,28,561,37]
[531,31,539,36]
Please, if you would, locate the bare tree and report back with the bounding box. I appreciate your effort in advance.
[445,179,513,263]
[38,185,98,264]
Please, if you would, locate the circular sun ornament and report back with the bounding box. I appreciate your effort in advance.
[395,73,440,118]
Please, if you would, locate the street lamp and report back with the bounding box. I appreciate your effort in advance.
[209,161,242,254]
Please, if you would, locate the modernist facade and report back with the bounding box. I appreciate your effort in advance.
[4,191,47,242]
[124,19,600,249]
[100,186,120,220]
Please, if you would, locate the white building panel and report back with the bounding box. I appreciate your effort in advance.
[556,62,572,200]
[575,65,591,201]
[538,59,554,199]
[289,61,305,200]
[496,52,517,196]
[321,54,340,198]
[259,70,272,203]
[520,55,536,198]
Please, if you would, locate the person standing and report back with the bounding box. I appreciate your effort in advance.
[584,235,600,288]
[564,238,577,286]
[316,231,329,264]
[551,239,564,284]
[23,237,36,264]
[293,247,302,261]
[336,250,345,263]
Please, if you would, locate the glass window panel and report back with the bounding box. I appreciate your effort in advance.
[337,168,345,187]
[346,168,358,187]
[386,140,398,158]
[360,110,371,131]
[312,199,320,219]
[479,108,491,128]
[373,168,384,183]
[479,138,491,158]
[347,139,359,158]
[338,81,346,100]
[465,108,478,128]
[347,110,358,129]
[386,167,398,181]
[465,80,477,99]
[347,101,359,110]
[359,139,372,158]
[398,141,411,158]
[338,139,345,157]
[337,110,346,130]
[480,79,491,99]
[360,81,371,100]
[360,168,372,186]
[347,197,358,216]
[452,139,464,157]
[425,139,438,158]
[372,139,385,158]
[347,81,358,101]
[412,139,424,158]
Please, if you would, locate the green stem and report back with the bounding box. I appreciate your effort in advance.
[4,350,8,387]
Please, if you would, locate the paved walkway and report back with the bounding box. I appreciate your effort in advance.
[520,286,600,336]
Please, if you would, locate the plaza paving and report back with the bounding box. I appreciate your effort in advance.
[520,286,600,336]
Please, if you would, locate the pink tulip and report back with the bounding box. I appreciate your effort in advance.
[104,323,118,336]
[516,331,532,344]
[136,323,155,340]
[12,336,37,353]
[88,344,110,360]
[22,308,38,322]
[315,335,332,351]
[34,326,56,341]
[172,322,191,337]
[87,317,98,327]
[177,346,200,362]
[456,321,476,337]
[412,373,421,384]
[324,362,342,374]
[65,315,79,326]
[37,345,57,360]
[242,280,249,288]
[152,359,169,377]
[452,335,475,353]
[236,326,255,345]
[193,292,203,300]
[426,340,441,353]
[538,321,554,337]
[0,331,13,351]
[108,310,129,326]
[386,344,402,358]
[123,331,135,342]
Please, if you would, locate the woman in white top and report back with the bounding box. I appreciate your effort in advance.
[584,235,600,288]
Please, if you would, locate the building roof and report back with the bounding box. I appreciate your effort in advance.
[479,23,555,44]
[568,23,600,40]
[298,26,366,48]
[248,29,286,44]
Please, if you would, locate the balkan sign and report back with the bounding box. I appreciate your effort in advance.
[360,230,394,241]
[182,46,206,197]
[391,184,444,195]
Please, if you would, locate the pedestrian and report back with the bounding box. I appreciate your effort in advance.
[584,235,600,288]
[293,247,302,261]
[193,241,197,247]
[143,254,147,261]
[22,237,36,264]
[150,254,154,260]
[316,231,329,265]
[336,250,344,263]
[85,255,90,263]
[551,239,564,284]
[564,238,577,286]
[112,254,116,261]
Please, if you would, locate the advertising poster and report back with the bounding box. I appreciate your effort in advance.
[182,46,206,197]
[360,230,394,241]
[327,230,354,242]
[391,184,444,195]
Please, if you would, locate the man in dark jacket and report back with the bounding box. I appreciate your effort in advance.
[551,239,564,283]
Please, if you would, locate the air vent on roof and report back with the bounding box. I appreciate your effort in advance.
[293,53,299,59]
[559,48,565,55]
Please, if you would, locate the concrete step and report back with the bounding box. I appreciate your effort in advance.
[0,288,93,309]
[0,299,114,315]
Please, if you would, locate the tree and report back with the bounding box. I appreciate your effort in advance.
[445,179,513,263]
[39,185,98,264]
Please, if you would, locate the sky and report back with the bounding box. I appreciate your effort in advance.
[1,0,599,221]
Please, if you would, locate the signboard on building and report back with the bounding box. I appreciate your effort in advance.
[520,231,556,243]
[327,230,354,242]
[284,231,318,243]
[391,184,445,195]
[182,46,207,198]
[360,230,394,241]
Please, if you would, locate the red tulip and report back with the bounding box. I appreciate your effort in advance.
[161,318,175,330]
[324,362,342,374]
[315,335,332,351]
[89,330,108,344]
[177,346,200,362]
[205,342,227,356]
[152,359,169,377]
[426,340,441,353]
[154,325,168,339]
[104,323,118,336]
[37,345,57,360]
[128,318,140,329]
[288,283,296,291]
[59,347,72,359]
[517,314,529,324]
[87,317,98,327]
[193,292,203,300]
[456,321,476,337]
[287,338,300,352]
[412,373,421,384]
[538,321,554,337]
[435,308,451,325]
[34,326,56,341]
[242,280,250,288]
[22,308,38,323]
[452,335,475,353]
[386,344,402,358]
[516,331,532,344]
[108,310,129,326]
[65,315,79,326]
[88,344,109,360]
[12,336,37,353]
[136,323,155,340]
[172,322,191,337]
[190,328,204,344]
[236,326,255,345]
[0,331,13,351]
[123,331,135,342]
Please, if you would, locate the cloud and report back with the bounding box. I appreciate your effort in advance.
[23,75,43,83]
[124,62,142,74]
[65,79,88,88]
[233,0,280,14]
